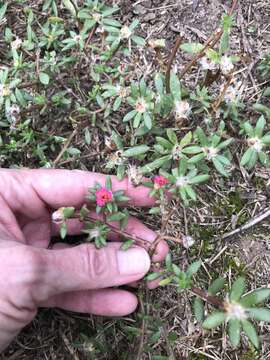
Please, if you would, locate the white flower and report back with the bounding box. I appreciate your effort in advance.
[182,235,195,249]
[7,104,20,117]
[172,144,183,160]
[248,137,263,152]
[116,85,127,98]
[174,100,191,119]
[0,84,10,97]
[176,176,188,187]
[11,37,22,50]
[92,12,101,22]
[135,98,147,113]
[224,81,243,104]
[73,34,81,42]
[200,56,217,71]
[52,208,65,223]
[220,55,234,75]
[88,227,101,239]
[120,26,132,40]
[204,146,218,160]
[225,301,246,320]
[127,165,143,186]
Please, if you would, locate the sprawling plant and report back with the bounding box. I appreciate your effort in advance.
[1,0,270,354]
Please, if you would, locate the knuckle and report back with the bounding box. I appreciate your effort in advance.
[79,244,111,282]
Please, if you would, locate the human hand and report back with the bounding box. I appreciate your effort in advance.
[0,169,168,351]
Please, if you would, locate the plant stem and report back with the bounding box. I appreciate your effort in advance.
[165,35,183,93]
[179,0,238,80]
[190,287,225,309]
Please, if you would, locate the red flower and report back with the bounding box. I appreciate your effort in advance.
[153,175,168,189]
[96,188,113,207]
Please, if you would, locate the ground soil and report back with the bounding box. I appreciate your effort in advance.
[1,0,270,359]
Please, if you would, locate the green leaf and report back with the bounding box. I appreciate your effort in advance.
[242,320,259,349]
[208,277,225,295]
[187,260,202,277]
[132,35,145,46]
[143,112,152,129]
[121,239,134,251]
[0,3,7,20]
[106,212,126,222]
[185,185,196,201]
[159,277,173,286]
[84,128,91,145]
[149,206,160,214]
[155,73,164,94]
[219,30,230,54]
[240,288,270,307]
[195,127,208,146]
[253,103,270,119]
[212,157,229,177]
[179,131,192,147]
[188,153,206,164]
[39,72,50,85]
[240,147,253,167]
[258,151,269,166]
[217,138,233,150]
[123,145,149,157]
[60,222,67,239]
[166,129,178,144]
[156,136,173,149]
[146,272,161,281]
[182,146,202,154]
[170,72,181,101]
[140,155,171,174]
[248,308,270,323]
[188,174,209,184]
[63,207,75,218]
[230,277,246,302]
[113,96,122,111]
[180,42,204,54]
[255,115,266,137]
[123,110,137,122]
[228,319,241,348]
[248,148,258,169]
[62,0,77,16]
[243,122,254,137]
[262,134,270,145]
[202,312,226,329]
[193,297,204,322]
[165,253,172,269]
[105,176,112,190]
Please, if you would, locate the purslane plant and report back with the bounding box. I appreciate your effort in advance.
[2,0,270,353]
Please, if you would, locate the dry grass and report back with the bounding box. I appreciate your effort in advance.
[1,0,270,359]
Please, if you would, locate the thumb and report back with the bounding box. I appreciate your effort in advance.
[41,243,150,298]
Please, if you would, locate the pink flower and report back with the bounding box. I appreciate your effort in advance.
[96,188,113,207]
[153,175,168,189]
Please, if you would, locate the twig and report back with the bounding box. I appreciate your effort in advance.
[135,295,147,360]
[179,0,238,80]
[53,127,78,167]
[165,36,182,93]
[190,287,225,309]
[211,74,233,114]
[221,207,270,241]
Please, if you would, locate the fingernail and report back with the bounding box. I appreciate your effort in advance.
[117,248,150,275]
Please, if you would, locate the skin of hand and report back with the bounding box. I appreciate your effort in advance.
[0,169,169,352]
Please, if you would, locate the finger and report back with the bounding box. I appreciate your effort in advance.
[51,214,169,263]
[22,169,155,208]
[51,243,164,290]
[41,242,150,298]
[40,288,138,316]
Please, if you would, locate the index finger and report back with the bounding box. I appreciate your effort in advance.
[26,169,155,209]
